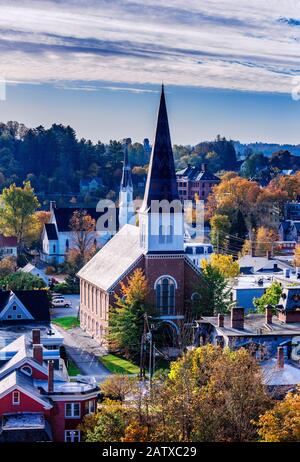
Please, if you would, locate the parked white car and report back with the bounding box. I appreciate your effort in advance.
[51,297,72,308]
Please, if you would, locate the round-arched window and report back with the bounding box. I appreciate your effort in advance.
[191,292,200,302]
[155,276,176,316]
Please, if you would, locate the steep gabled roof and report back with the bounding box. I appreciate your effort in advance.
[77,224,143,291]
[0,371,52,409]
[44,223,58,241]
[141,85,179,212]
[0,290,50,323]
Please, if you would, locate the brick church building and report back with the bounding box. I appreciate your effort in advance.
[78,86,201,344]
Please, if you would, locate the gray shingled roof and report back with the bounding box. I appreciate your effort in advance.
[77,224,143,291]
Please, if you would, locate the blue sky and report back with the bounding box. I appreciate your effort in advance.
[0,0,300,144]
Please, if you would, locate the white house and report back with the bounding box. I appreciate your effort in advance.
[41,204,113,264]
[19,263,50,285]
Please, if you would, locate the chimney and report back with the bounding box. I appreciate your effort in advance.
[265,305,273,324]
[231,307,244,330]
[277,346,284,369]
[201,163,207,172]
[48,360,54,393]
[218,314,224,328]
[33,344,43,365]
[267,250,272,260]
[32,329,41,346]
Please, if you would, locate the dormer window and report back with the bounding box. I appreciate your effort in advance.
[21,366,32,377]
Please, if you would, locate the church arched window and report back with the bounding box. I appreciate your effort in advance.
[65,239,69,251]
[155,276,177,315]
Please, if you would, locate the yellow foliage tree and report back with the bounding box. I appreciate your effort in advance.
[202,254,240,278]
[256,388,300,442]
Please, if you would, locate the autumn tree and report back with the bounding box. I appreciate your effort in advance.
[206,175,260,223]
[268,172,300,201]
[154,346,270,442]
[79,346,271,443]
[69,210,97,267]
[202,254,240,278]
[79,399,129,442]
[256,388,300,442]
[108,268,152,359]
[100,375,135,402]
[0,181,40,250]
[255,226,279,257]
[0,256,17,278]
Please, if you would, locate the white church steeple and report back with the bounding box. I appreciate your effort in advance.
[119,145,135,229]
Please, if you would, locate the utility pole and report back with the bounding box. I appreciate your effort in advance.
[139,314,147,380]
[147,330,153,392]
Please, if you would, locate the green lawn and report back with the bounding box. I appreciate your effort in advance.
[67,357,81,376]
[100,354,140,375]
[52,316,80,330]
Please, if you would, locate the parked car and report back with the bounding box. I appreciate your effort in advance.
[51,297,72,308]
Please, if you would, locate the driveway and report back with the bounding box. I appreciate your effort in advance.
[50,294,80,319]
[55,325,111,382]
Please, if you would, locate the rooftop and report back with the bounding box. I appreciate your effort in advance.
[231,275,273,290]
[36,377,98,394]
[261,358,300,386]
[0,323,63,349]
[2,413,46,430]
[197,313,300,337]
[77,224,143,291]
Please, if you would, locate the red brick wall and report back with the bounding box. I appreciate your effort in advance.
[144,255,186,315]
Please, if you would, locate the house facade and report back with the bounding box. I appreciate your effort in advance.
[41,204,113,264]
[0,329,98,442]
[78,86,201,345]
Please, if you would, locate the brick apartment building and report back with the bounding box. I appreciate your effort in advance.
[176,163,220,202]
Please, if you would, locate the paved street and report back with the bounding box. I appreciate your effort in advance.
[50,294,80,319]
[54,325,111,382]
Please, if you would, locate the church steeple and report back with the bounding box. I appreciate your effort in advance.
[139,85,184,253]
[119,145,134,229]
[141,84,179,212]
[121,145,133,189]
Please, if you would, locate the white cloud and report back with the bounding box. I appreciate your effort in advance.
[0,0,299,93]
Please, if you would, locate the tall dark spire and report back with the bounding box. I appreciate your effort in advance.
[121,145,133,189]
[141,85,179,211]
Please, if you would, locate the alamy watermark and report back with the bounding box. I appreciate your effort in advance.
[95,198,205,241]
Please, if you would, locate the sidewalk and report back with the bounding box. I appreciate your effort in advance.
[55,325,111,382]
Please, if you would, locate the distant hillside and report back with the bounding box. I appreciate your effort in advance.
[234,141,300,158]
